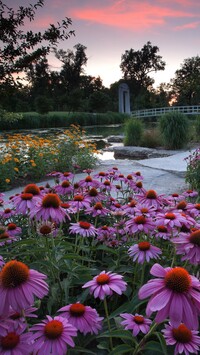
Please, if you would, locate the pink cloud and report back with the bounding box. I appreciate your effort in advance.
[175,21,200,30]
[70,1,198,30]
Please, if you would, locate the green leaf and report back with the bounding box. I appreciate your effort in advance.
[109,344,134,354]
[98,329,136,343]
[154,332,168,355]
[143,340,165,354]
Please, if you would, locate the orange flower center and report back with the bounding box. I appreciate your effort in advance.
[136,181,143,188]
[42,193,61,208]
[146,190,157,199]
[61,203,70,209]
[157,225,168,233]
[24,184,40,195]
[89,188,98,196]
[63,172,71,177]
[85,176,92,182]
[172,324,192,343]
[177,201,187,210]
[79,221,91,229]
[186,190,193,194]
[99,172,106,176]
[0,232,9,239]
[94,202,103,210]
[134,315,144,324]
[21,193,33,200]
[4,208,11,214]
[10,312,21,320]
[44,320,63,339]
[127,174,133,180]
[61,181,70,188]
[134,216,146,225]
[74,195,84,201]
[189,230,200,246]
[141,207,148,213]
[1,260,29,288]
[115,203,121,208]
[165,267,191,293]
[102,226,108,230]
[194,203,200,210]
[96,273,110,285]
[70,303,86,316]
[1,332,20,349]
[129,200,137,207]
[172,193,179,197]
[138,241,150,251]
[104,180,111,186]
[119,174,124,178]
[165,212,176,220]
[39,225,52,235]
[7,223,17,230]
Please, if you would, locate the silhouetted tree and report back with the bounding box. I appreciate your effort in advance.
[120,41,165,89]
[170,56,200,105]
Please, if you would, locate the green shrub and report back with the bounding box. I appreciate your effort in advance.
[124,118,143,146]
[159,112,189,149]
[0,108,23,129]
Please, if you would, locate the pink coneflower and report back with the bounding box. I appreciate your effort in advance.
[155,211,187,229]
[29,193,70,223]
[0,208,16,219]
[58,302,103,335]
[23,183,42,197]
[6,223,22,237]
[187,203,200,218]
[12,193,41,214]
[183,189,198,198]
[128,242,162,264]
[162,323,200,355]
[31,315,77,355]
[153,225,171,240]
[136,189,165,209]
[122,199,138,214]
[101,180,113,192]
[85,187,106,203]
[0,230,17,246]
[85,202,109,217]
[120,313,152,336]
[8,306,38,329]
[82,270,127,300]
[0,260,49,315]
[0,323,32,354]
[138,263,200,329]
[125,215,155,235]
[54,180,74,196]
[79,175,100,188]
[132,171,144,181]
[69,221,97,237]
[172,230,200,265]
[70,194,91,210]
[132,181,146,194]
[36,220,58,238]
[97,225,115,242]
[134,204,156,217]
[59,171,74,181]
[93,171,108,180]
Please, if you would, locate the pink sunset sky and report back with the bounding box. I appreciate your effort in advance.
[6,0,200,88]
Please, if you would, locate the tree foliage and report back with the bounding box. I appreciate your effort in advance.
[120,41,166,88]
[0,0,74,83]
[170,56,200,105]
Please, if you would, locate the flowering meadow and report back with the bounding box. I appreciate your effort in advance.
[0,124,97,192]
[0,165,200,354]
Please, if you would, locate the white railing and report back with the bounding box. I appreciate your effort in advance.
[132,106,200,118]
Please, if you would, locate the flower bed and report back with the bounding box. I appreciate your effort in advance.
[0,167,200,354]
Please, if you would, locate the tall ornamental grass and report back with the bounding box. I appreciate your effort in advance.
[159,112,189,149]
[185,148,200,198]
[124,118,143,146]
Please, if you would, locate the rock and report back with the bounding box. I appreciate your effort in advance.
[107,135,124,143]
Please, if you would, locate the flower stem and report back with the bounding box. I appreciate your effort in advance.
[132,322,158,355]
[103,297,113,350]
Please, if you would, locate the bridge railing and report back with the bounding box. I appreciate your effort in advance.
[132,106,200,118]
